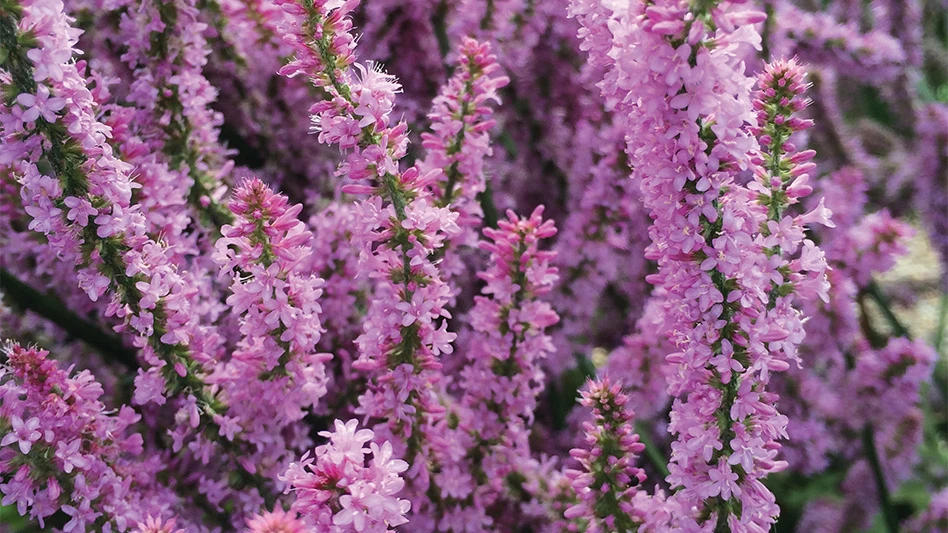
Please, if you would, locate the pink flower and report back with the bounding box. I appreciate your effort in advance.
[15,85,66,122]
[705,459,741,500]
[55,439,89,474]
[63,196,97,227]
[318,419,375,464]
[246,508,307,533]
[134,516,184,533]
[2,416,42,454]
[281,419,410,531]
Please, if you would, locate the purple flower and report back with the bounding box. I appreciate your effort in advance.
[15,85,66,123]
[1,416,41,454]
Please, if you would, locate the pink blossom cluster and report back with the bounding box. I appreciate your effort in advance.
[770,3,906,83]
[280,419,410,532]
[420,38,509,251]
[571,1,833,529]
[444,206,559,528]
[0,342,167,531]
[564,378,648,532]
[0,0,945,532]
[211,177,331,453]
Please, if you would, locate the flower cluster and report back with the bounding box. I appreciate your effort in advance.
[420,37,509,251]
[771,4,906,83]
[442,206,559,527]
[114,0,233,233]
[244,508,307,533]
[1,0,944,531]
[0,342,168,531]
[0,0,216,416]
[564,378,647,533]
[550,123,651,375]
[571,1,833,529]
[275,2,462,519]
[280,419,410,532]
[211,177,330,450]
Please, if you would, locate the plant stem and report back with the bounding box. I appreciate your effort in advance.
[935,292,947,356]
[0,269,137,370]
[864,281,910,339]
[635,421,671,479]
[862,423,899,533]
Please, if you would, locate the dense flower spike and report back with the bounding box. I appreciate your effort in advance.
[211,177,330,460]
[1,0,944,531]
[420,38,508,252]
[275,1,460,519]
[771,4,906,83]
[572,2,830,529]
[0,342,170,530]
[281,419,410,532]
[550,123,651,374]
[750,57,830,346]
[114,0,234,232]
[215,177,325,378]
[443,206,559,527]
[459,207,558,433]
[0,0,216,416]
[916,103,948,287]
[564,377,647,533]
[0,3,286,520]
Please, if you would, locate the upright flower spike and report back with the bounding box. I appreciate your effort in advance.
[0,1,276,511]
[211,177,331,455]
[0,0,209,413]
[752,58,818,225]
[551,122,651,375]
[0,342,170,530]
[215,177,326,378]
[443,206,558,527]
[564,378,647,533]
[420,37,508,253]
[276,0,460,506]
[280,419,411,532]
[115,0,234,231]
[571,2,829,529]
[916,104,948,287]
[751,56,831,338]
[305,203,370,418]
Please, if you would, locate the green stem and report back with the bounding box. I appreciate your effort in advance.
[477,181,499,229]
[635,421,671,479]
[935,292,947,356]
[864,281,911,338]
[862,424,900,533]
[0,269,137,370]
[431,0,450,63]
